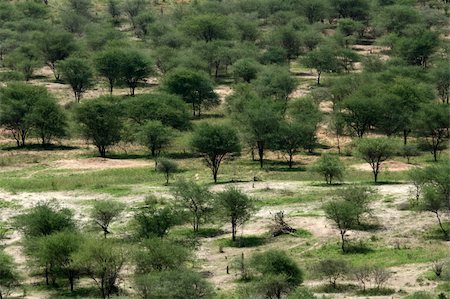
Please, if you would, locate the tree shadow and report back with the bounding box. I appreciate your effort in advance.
[3,144,79,151]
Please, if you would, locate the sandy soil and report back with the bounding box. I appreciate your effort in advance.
[53,157,153,170]
[351,161,418,172]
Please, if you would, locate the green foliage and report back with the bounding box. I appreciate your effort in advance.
[76,97,123,157]
[235,97,283,168]
[414,103,450,161]
[172,180,213,232]
[157,158,178,185]
[250,250,304,299]
[164,68,219,116]
[254,65,297,105]
[191,123,241,182]
[356,138,397,183]
[58,57,94,102]
[394,27,439,67]
[74,238,126,299]
[0,250,20,299]
[121,49,154,96]
[315,259,350,288]
[133,198,183,239]
[134,269,213,299]
[27,96,67,145]
[312,154,345,184]
[124,92,191,130]
[323,199,359,252]
[233,58,260,83]
[36,30,76,80]
[95,48,125,94]
[137,121,174,157]
[184,14,230,42]
[91,200,125,237]
[216,187,256,241]
[14,201,75,238]
[303,47,342,85]
[134,238,191,274]
[0,83,66,146]
[26,231,82,290]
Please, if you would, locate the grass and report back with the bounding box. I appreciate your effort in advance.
[299,242,450,268]
[217,235,268,248]
[355,288,396,296]
[423,222,450,241]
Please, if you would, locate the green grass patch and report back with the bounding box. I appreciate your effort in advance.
[423,222,450,241]
[217,235,268,248]
[299,242,449,268]
[356,288,396,296]
[170,227,225,239]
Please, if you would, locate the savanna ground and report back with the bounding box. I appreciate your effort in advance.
[0,47,449,298]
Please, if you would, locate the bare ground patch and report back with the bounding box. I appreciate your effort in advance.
[351,160,418,172]
[53,157,153,170]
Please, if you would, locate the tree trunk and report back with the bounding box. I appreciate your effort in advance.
[231,219,237,241]
[340,230,346,253]
[109,79,114,95]
[257,140,264,168]
[435,211,449,240]
[317,71,321,85]
[288,154,293,169]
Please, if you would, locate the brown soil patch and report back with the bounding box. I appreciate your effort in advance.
[53,157,153,170]
[350,160,417,172]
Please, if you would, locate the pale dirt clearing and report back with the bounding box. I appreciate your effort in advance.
[351,160,419,172]
[53,157,154,170]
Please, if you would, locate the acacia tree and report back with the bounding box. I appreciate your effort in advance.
[37,30,76,80]
[59,57,94,102]
[156,159,178,185]
[250,250,304,299]
[356,138,396,183]
[121,49,153,96]
[431,62,450,104]
[164,68,219,116]
[76,97,123,157]
[95,48,124,94]
[216,187,256,242]
[137,121,174,158]
[91,200,125,238]
[75,238,126,299]
[0,84,57,146]
[172,180,213,232]
[415,103,450,162]
[237,98,283,168]
[0,251,20,299]
[29,232,82,291]
[312,154,345,185]
[28,97,67,145]
[191,123,241,182]
[410,164,450,240]
[303,47,341,85]
[323,200,358,252]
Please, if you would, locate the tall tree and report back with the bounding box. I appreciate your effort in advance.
[76,97,123,157]
[302,47,342,85]
[414,103,450,161]
[356,138,396,183]
[191,123,241,182]
[59,57,94,102]
[172,180,214,232]
[121,49,153,96]
[37,30,76,80]
[216,187,256,241]
[95,48,124,94]
[236,98,283,168]
[164,68,219,116]
[91,200,125,238]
